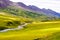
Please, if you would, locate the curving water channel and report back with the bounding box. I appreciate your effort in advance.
[0,23,28,32]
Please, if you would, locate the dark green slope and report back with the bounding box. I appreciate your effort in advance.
[0,6,59,22]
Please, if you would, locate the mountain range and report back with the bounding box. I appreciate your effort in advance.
[0,0,60,22]
[17,2,60,18]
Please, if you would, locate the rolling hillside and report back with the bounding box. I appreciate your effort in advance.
[0,0,60,40]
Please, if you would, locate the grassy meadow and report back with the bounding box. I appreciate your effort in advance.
[0,21,60,40]
[0,9,60,40]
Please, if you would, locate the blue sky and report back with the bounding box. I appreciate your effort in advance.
[10,0,60,13]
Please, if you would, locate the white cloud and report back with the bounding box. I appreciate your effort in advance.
[10,0,60,13]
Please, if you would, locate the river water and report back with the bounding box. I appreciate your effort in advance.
[0,23,28,32]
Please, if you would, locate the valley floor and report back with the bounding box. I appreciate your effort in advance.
[0,21,60,40]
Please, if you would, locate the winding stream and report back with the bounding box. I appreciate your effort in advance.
[0,23,28,32]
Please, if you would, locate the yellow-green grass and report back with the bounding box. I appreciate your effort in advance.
[0,21,60,40]
[25,21,60,30]
[0,28,60,40]
[0,12,30,28]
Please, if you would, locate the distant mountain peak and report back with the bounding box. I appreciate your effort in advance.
[17,2,27,7]
[27,5,41,11]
